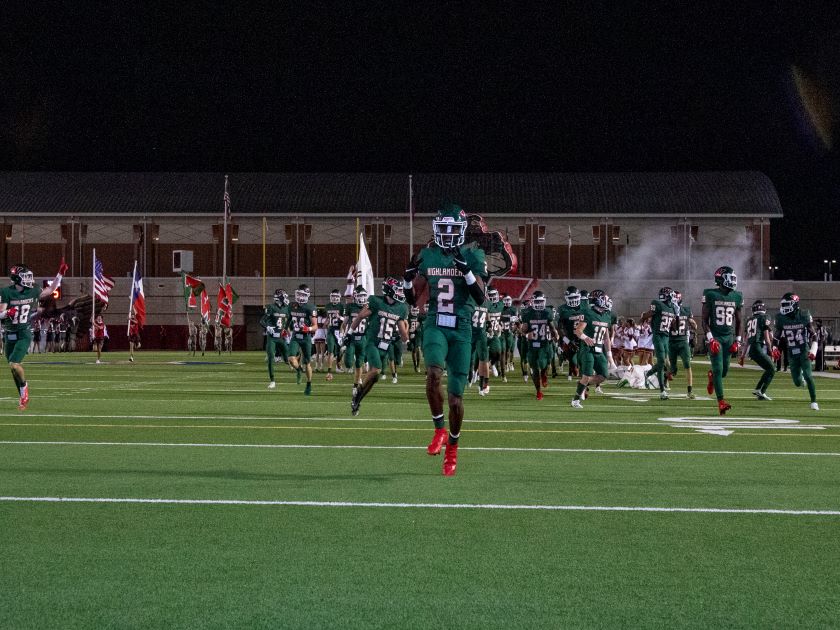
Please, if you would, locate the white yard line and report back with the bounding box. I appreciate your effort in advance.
[2,440,840,457]
[1,495,838,516]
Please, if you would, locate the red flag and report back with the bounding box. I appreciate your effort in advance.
[131,264,146,328]
[216,283,231,327]
[200,290,210,322]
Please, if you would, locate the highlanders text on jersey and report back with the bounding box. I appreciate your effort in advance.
[0,285,41,335]
[417,244,486,332]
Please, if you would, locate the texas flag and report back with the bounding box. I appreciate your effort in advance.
[130,262,146,328]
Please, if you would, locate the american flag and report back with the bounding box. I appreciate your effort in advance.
[93,253,115,303]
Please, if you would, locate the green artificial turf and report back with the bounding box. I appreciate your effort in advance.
[1,351,839,628]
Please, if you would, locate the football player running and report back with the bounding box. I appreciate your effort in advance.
[556,286,586,381]
[741,299,776,401]
[0,262,68,409]
[571,290,614,408]
[500,295,516,376]
[667,290,697,399]
[485,288,504,388]
[640,287,678,399]
[702,266,744,415]
[518,291,558,400]
[342,286,369,386]
[403,203,487,476]
[324,289,345,381]
[349,277,409,416]
[772,293,819,410]
[285,284,318,396]
[468,301,489,393]
[407,305,425,373]
[260,289,289,389]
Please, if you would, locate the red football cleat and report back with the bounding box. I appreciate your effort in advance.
[718,399,732,416]
[443,441,458,476]
[541,372,548,388]
[536,391,544,401]
[706,370,714,395]
[427,428,448,456]
[18,383,29,411]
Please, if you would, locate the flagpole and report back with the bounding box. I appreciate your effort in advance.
[261,216,267,305]
[222,175,229,284]
[408,174,414,256]
[355,218,360,261]
[567,226,572,281]
[91,248,96,332]
[128,260,137,336]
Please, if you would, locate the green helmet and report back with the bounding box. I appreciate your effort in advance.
[487,288,500,303]
[10,265,34,288]
[779,292,799,316]
[432,203,468,252]
[353,284,368,306]
[382,276,405,303]
[714,266,737,290]
[329,289,342,305]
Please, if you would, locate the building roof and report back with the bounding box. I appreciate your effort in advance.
[0,171,783,217]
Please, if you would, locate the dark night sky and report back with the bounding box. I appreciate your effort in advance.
[1,3,838,277]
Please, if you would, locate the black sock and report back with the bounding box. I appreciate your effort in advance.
[433,414,445,430]
[575,382,586,399]
[687,385,692,394]
[448,431,459,445]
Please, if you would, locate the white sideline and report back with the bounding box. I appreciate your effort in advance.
[2,440,840,457]
[1,495,838,516]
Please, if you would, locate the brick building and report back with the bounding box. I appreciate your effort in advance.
[0,171,781,281]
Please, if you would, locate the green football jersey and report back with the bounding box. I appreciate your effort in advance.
[485,300,504,338]
[581,305,613,353]
[746,312,770,349]
[417,243,487,329]
[774,309,813,351]
[520,305,556,348]
[325,304,344,330]
[365,295,408,351]
[702,287,743,337]
[0,285,41,334]
[260,303,288,336]
[345,302,369,338]
[649,299,677,337]
[471,304,488,333]
[556,304,585,340]
[500,305,516,332]
[408,312,425,340]
[669,304,693,342]
[285,301,317,339]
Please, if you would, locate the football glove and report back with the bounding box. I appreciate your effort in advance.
[729,341,740,355]
[282,330,291,341]
[708,339,721,355]
[771,347,781,361]
[2,306,17,320]
[301,324,311,334]
[57,259,69,276]
[404,254,419,283]
[266,326,277,337]
[452,252,471,275]
[808,352,816,361]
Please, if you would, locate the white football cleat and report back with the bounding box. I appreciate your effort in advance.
[595,385,604,394]
[492,365,498,377]
[479,386,489,396]
[810,402,820,411]
[660,391,669,400]
[268,381,276,389]
[571,399,583,409]
[392,376,398,384]
[755,391,772,401]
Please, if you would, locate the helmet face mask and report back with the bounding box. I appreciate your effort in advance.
[295,285,311,304]
[659,287,675,303]
[579,290,589,304]
[382,276,405,303]
[752,300,766,314]
[674,291,682,305]
[564,285,581,308]
[590,289,608,310]
[487,288,499,303]
[531,291,546,311]
[354,286,368,306]
[410,306,420,317]
[10,265,34,289]
[273,289,287,306]
[329,290,341,305]
[502,295,512,307]
[715,266,737,290]
[779,293,799,316]
[432,204,468,251]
